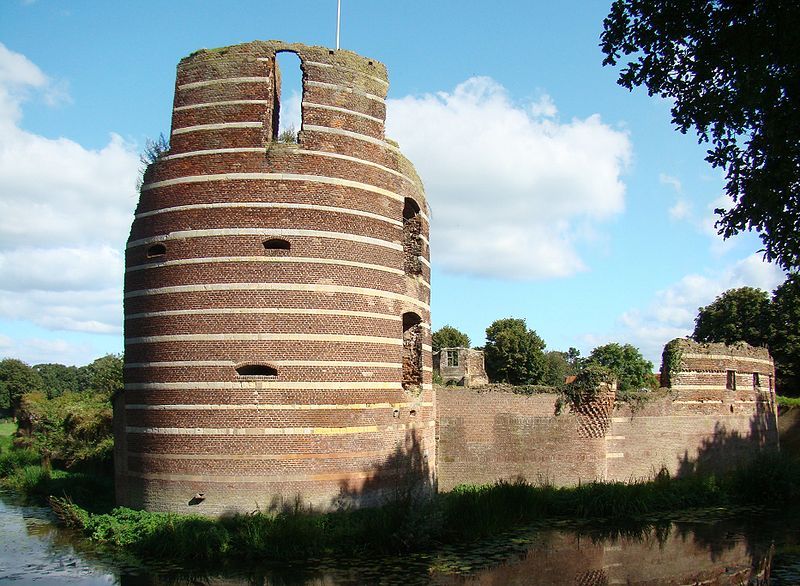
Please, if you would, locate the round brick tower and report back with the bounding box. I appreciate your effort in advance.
[115,41,433,514]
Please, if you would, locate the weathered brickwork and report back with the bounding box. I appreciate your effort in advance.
[432,347,489,387]
[116,41,433,515]
[437,340,778,489]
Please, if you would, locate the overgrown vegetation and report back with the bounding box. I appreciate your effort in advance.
[39,452,800,564]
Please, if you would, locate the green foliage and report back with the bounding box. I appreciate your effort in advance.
[601,0,800,271]
[83,354,123,398]
[431,325,471,352]
[17,390,113,468]
[561,364,614,408]
[770,275,800,395]
[277,126,298,143]
[692,287,772,347]
[33,363,81,399]
[585,343,654,392]
[0,358,43,412]
[661,339,684,386]
[777,396,800,408]
[484,318,546,385]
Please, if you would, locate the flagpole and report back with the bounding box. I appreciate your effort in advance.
[336,0,341,50]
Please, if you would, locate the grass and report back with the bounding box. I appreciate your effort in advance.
[41,451,800,565]
[778,395,800,408]
[0,421,16,437]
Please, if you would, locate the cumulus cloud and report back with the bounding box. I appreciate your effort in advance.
[589,254,785,365]
[0,43,139,341]
[387,77,631,279]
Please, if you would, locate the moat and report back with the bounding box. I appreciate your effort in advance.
[4,491,800,585]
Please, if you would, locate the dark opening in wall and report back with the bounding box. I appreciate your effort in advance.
[402,198,423,276]
[753,372,761,389]
[147,243,166,258]
[726,370,736,391]
[236,364,278,377]
[402,311,423,392]
[275,51,302,142]
[446,349,459,367]
[263,238,291,251]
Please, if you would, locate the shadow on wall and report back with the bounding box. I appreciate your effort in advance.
[332,426,434,510]
[675,398,779,478]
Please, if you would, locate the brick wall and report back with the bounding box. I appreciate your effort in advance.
[116,41,433,515]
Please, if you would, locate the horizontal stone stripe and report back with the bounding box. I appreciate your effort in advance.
[125,360,401,368]
[419,256,431,268]
[127,449,387,461]
[127,256,405,276]
[124,282,431,310]
[682,353,773,365]
[125,381,402,390]
[161,147,264,161]
[123,470,389,483]
[304,124,390,150]
[134,201,402,226]
[178,76,265,90]
[140,172,403,203]
[127,228,401,250]
[304,60,389,87]
[173,99,270,111]
[126,333,403,346]
[606,453,625,459]
[304,101,383,124]
[305,80,384,103]
[125,308,400,321]
[127,420,433,436]
[172,122,263,135]
[671,385,737,391]
[127,401,434,410]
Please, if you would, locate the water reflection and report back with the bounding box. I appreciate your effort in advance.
[2,491,799,585]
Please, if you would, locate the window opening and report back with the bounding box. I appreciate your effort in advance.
[446,349,459,367]
[402,312,423,392]
[275,51,302,142]
[726,370,736,391]
[402,198,423,276]
[263,238,291,251]
[753,372,760,389]
[236,364,278,377]
[147,243,166,258]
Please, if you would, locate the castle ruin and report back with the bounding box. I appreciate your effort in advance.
[116,41,433,514]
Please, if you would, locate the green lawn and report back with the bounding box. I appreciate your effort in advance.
[0,421,16,437]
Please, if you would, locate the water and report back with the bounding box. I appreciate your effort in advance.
[2,492,800,585]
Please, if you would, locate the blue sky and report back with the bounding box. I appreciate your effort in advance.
[0,0,785,367]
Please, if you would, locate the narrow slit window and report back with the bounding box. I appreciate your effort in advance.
[236,364,278,377]
[402,198,423,276]
[753,372,760,389]
[275,51,302,142]
[147,243,166,258]
[726,370,736,391]
[446,350,459,367]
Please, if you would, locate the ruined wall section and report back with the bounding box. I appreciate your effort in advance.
[118,41,433,515]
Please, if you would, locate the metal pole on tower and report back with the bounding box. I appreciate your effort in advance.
[336,0,341,50]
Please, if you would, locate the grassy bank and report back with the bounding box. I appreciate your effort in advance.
[39,452,800,564]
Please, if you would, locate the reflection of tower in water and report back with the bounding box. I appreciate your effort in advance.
[115,41,433,515]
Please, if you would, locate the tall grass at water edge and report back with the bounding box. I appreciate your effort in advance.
[45,451,800,564]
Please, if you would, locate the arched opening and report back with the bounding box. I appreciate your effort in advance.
[402,312,423,392]
[402,198,423,275]
[147,243,166,258]
[263,238,291,252]
[275,51,302,143]
[236,364,278,377]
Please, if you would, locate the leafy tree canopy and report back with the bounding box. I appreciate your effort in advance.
[692,287,772,347]
[84,354,124,398]
[484,318,546,385]
[602,0,800,270]
[586,343,654,392]
[432,325,471,352]
[0,358,43,412]
[767,276,800,394]
[34,363,81,399]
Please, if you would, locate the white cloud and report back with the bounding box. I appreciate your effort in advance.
[659,173,682,193]
[387,77,631,279]
[591,254,785,365]
[0,333,97,366]
[0,43,139,341]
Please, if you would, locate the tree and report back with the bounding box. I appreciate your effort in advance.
[692,287,772,348]
[484,318,546,385]
[770,275,800,395]
[601,1,800,270]
[432,325,471,352]
[586,343,654,392]
[0,358,43,413]
[83,354,124,398]
[542,351,570,387]
[33,363,81,399]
